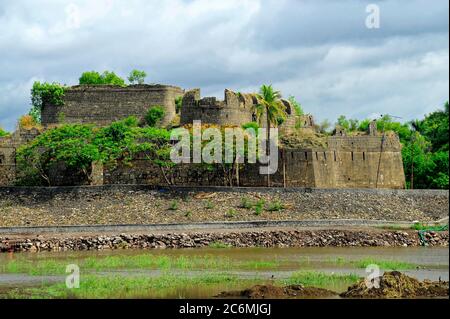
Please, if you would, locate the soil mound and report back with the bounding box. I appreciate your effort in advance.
[340,271,449,298]
[217,284,337,299]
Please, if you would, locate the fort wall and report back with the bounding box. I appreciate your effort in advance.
[41,84,184,127]
[101,135,405,189]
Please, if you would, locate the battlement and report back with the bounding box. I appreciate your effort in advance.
[180,89,254,126]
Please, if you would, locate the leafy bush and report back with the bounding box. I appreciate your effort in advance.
[18,115,41,130]
[254,199,265,215]
[175,96,183,114]
[15,116,174,186]
[145,106,165,127]
[267,200,285,211]
[16,124,99,185]
[128,69,147,84]
[225,209,237,218]
[239,197,253,209]
[30,81,66,122]
[168,200,179,211]
[0,127,10,137]
[79,71,125,86]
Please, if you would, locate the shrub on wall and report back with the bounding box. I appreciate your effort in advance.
[79,71,126,86]
[19,115,41,130]
[145,106,165,127]
[30,81,66,123]
[16,124,99,186]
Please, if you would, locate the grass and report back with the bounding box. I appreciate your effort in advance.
[254,199,265,216]
[283,271,360,289]
[0,254,285,275]
[352,258,417,270]
[240,197,253,209]
[267,200,285,212]
[411,223,448,231]
[205,200,214,209]
[5,273,242,299]
[168,200,179,211]
[225,209,237,218]
[208,242,232,249]
[4,270,361,298]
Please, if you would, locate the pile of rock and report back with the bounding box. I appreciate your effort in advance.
[1,229,448,253]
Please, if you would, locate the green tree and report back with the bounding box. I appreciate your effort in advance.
[79,71,125,86]
[145,106,165,127]
[256,85,286,185]
[128,69,147,84]
[16,124,99,185]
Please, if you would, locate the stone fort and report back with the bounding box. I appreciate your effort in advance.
[0,84,406,188]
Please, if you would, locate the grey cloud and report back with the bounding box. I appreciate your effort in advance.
[0,0,448,131]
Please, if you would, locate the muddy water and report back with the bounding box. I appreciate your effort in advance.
[0,246,448,298]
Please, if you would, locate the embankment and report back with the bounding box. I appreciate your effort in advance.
[0,186,448,227]
[1,228,448,252]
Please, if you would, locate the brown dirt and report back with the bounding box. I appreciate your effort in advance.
[217,284,337,299]
[340,271,449,298]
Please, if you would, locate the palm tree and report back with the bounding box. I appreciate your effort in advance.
[255,84,287,185]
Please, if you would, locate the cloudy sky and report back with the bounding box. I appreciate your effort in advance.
[0,0,448,131]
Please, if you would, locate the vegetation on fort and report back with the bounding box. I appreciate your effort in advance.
[0,127,9,137]
[79,70,126,86]
[128,69,147,84]
[30,81,66,122]
[15,116,174,185]
[145,106,165,127]
[288,95,304,116]
[329,102,449,189]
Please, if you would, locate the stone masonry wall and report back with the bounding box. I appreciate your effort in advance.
[0,128,40,186]
[180,89,254,126]
[103,135,405,189]
[41,84,184,127]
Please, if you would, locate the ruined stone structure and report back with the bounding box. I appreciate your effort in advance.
[41,84,184,127]
[0,84,406,189]
[179,89,254,126]
[0,128,40,185]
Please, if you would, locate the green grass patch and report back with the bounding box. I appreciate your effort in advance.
[208,242,232,249]
[267,200,284,212]
[168,200,179,211]
[352,258,417,270]
[5,273,242,299]
[282,271,360,289]
[411,223,448,231]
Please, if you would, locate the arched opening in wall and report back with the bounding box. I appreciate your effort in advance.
[304,152,308,160]
[351,152,354,161]
[291,152,294,159]
[323,152,327,160]
[315,152,318,160]
[334,151,337,161]
[363,152,366,161]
